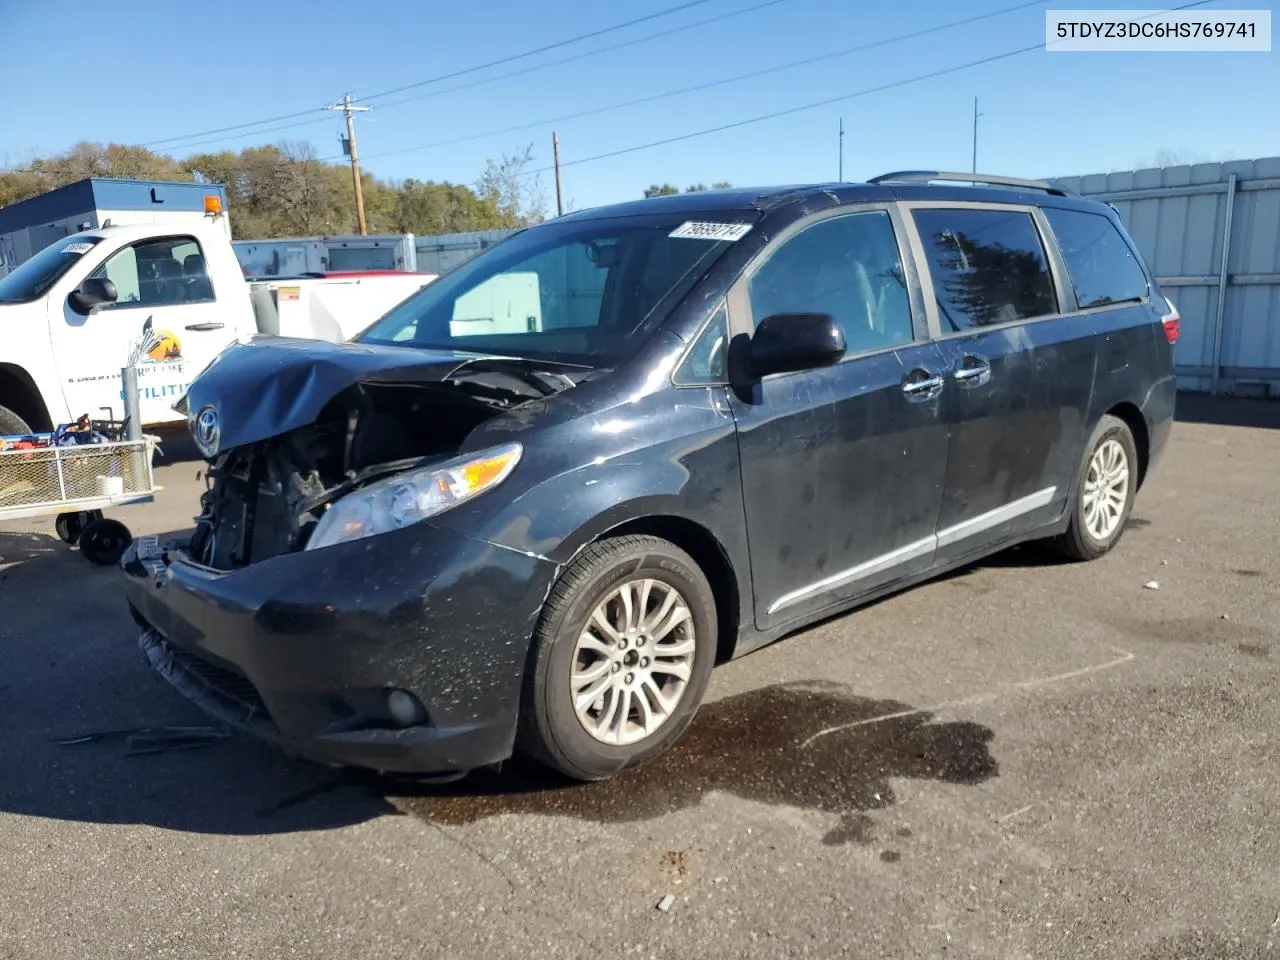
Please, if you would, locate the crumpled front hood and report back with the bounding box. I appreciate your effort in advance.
[181,335,509,456]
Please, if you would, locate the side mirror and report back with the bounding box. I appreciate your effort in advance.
[69,277,118,315]
[748,313,846,378]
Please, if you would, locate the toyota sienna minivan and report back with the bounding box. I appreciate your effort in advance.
[123,171,1177,782]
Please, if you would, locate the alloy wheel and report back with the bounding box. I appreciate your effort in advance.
[570,577,697,746]
[1082,438,1130,541]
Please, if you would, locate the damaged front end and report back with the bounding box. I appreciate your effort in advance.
[181,338,588,570]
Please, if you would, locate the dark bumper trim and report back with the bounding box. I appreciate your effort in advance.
[139,628,279,740]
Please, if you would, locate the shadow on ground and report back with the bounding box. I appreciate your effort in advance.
[1175,393,1280,429]
[0,531,999,840]
[151,428,204,465]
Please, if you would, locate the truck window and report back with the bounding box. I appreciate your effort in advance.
[91,236,215,309]
[0,236,104,304]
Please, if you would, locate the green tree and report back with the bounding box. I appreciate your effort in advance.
[1,138,531,242]
[644,183,680,198]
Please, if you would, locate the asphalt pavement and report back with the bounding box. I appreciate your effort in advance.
[1,396,1277,960]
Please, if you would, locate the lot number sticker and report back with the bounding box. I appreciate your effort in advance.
[669,221,752,241]
[61,242,95,255]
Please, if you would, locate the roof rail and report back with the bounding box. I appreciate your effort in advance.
[868,170,1073,196]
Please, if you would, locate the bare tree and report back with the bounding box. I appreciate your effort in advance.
[476,144,548,227]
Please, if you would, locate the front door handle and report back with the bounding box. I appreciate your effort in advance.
[901,369,944,401]
[184,322,225,331]
[953,354,992,388]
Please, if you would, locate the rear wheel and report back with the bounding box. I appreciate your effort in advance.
[517,535,717,781]
[0,405,31,436]
[1053,414,1138,561]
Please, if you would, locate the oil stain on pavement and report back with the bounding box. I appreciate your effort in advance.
[392,681,998,845]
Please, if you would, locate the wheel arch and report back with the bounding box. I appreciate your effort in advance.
[550,508,745,667]
[1103,401,1150,489]
[0,363,53,431]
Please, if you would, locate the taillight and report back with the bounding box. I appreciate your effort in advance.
[1160,296,1180,344]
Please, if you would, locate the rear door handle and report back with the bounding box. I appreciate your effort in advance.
[184,322,225,331]
[902,369,944,401]
[953,354,991,387]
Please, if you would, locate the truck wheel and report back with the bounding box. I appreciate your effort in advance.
[79,518,133,566]
[1053,415,1139,562]
[0,405,31,436]
[517,535,717,782]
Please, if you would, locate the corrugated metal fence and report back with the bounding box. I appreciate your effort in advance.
[1052,158,1280,397]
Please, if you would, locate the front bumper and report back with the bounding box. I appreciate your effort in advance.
[122,522,556,775]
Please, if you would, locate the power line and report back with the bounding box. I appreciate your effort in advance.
[140,108,328,149]
[157,0,789,155]
[370,0,792,112]
[349,0,1050,164]
[132,0,721,152]
[514,0,1216,181]
[165,116,338,153]
[355,0,719,103]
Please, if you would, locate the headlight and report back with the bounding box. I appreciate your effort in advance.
[305,442,522,551]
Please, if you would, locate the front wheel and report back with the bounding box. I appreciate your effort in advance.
[0,405,31,437]
[1053,414,1139,561]
[517,535,718,781]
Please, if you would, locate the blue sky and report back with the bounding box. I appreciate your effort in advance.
[2,0,1276,212]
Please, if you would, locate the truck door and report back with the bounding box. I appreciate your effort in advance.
[50,234,237,426]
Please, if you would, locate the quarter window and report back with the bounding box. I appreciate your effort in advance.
[674,303,729,384]
[90,236,215,309]
[912,208,1058,332]
[747,211,914,354]
[1043,207,1149,309]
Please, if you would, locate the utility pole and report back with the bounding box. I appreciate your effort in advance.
[328,93,371,235]
[552,130,564,217]
[971,97,982,174]
[838,118,844,182]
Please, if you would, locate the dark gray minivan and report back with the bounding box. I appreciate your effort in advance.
[124,171,1178,782]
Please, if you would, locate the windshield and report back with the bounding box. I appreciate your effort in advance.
[0,236,104,304]
[356,211,755,366]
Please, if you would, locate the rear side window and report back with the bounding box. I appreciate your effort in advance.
[912,208,1058,332]
[1042,207,1149,309]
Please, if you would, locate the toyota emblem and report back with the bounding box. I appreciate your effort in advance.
[194,405,220,457]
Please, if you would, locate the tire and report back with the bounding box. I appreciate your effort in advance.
[55,509,103,545]
[0,405,31,436]
[78,518,133,566]
[1052,414,1139,561]
[55,513,82,545]
[517,535,718,782]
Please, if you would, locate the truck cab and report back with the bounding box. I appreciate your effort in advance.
[0,179,439,435]
[0,221,258,430]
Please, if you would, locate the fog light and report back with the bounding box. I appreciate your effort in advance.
[386,689,427,727]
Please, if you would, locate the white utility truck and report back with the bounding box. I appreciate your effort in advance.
[0,180,435,433]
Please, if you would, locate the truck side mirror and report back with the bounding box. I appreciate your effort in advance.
[69,278,118,315]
